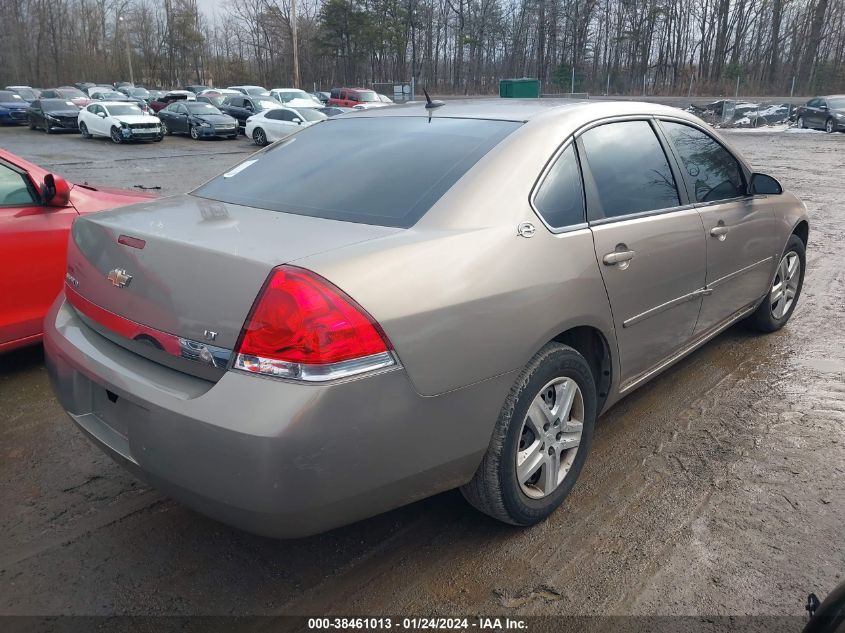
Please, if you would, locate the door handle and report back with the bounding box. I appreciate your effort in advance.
[710,225,729,240]
[602,250,636,266]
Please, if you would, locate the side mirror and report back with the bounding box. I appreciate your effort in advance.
[292,117,302,124]
[43,174,71,206]
[750,173,783,195]
[97,112,106,118]
[820,104,829,111]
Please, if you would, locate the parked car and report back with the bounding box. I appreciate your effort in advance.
[78,102,163,144]
[43,101,810,538]
[316,106,352,117]
[149,90,195,112]
[227,85,269,96]
[157,101,238,140]
[313,91,330,104]
[85,85,115,96]
[114,81,134,89]
[795,95,845,133]
[327,87,382,108]
[118,86,152,102]
[88,89,150,112]
[218,94,282,131]
[183,85,210,94]
[39,87,92,108]
[74,82,97,92]
[268,88,322,109]
[245,106,327,145]
[6,86,40,102]
[0,90,29,125]
[0,148,154,352]
[27,98,81,133]
[377,93,395,104]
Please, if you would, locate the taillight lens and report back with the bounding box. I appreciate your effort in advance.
[233,265,396,381]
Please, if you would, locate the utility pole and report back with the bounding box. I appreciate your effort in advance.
[291,0,300,88]
[118,15,134,84]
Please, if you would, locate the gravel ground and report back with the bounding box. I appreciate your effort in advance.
[0,122,843,621]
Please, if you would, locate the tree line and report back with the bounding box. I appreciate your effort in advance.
[2,0,843,97]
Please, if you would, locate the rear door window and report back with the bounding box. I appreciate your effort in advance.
[661,121,746,203]
[579,120,680,219]
[194,117,519,228]
[533,144,585,229]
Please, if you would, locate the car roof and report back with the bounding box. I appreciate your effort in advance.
[341,98,693,123]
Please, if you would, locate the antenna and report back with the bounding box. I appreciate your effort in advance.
[423,87,445,110]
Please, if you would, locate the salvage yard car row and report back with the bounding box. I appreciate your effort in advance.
[0,82,391,146]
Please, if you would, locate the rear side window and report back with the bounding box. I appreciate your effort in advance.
[194,117,520,228]
[661,121,745,203]
[580,120,679,219]
[533,145,585,229]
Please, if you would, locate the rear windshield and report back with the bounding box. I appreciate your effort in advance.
[194,117,519,228]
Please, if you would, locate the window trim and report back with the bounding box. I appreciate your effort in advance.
[655,116,752,206]
[528,139,588,234]
[572,115,689,225]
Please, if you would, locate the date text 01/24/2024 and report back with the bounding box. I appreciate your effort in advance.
[308,617,528,630]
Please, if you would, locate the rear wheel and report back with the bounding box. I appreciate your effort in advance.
[252,127,267,146]
[110,126,123,144]
[161,121,171,136]
[825,118,835,134]
[461,343,597,526]
[747,234,805,333]
[797,116,806,129]
[79,122,91,139]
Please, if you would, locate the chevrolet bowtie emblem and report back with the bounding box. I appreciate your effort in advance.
[107,268,133,288]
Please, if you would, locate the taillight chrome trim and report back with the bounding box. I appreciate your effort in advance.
[233,350,398,382]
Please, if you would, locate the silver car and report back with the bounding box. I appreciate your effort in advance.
[45,100,808,537]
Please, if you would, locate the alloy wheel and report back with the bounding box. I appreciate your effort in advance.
[770,251,801,319]
[79,123,89,138]
[253,128,266,146]
[516,377,584,499]
[190,126,199,140]
[826,118,835,133]
[161,122,170,135]
[110,127,123,144]
[797,116,805,129]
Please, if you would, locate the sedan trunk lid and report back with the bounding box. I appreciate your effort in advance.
[65,194,399,378]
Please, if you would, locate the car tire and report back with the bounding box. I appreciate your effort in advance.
[44,124,52,134]
[747,234,806,333]
[252,128,267,146]
[110,127,123,144]
[461,342,597,526]
[79,122,91,139]
[797,116,806,129]
[190,125,200,140]
[28,120,36,130]
[161,122,171,136]
[825,118,835,134]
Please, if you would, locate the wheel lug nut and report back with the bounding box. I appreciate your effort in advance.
[543,423,550,431]
[556,432,562,441]
[548,447,554,455]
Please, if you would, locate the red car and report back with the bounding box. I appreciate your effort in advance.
[0,149,154,352]
[327,87,381,108]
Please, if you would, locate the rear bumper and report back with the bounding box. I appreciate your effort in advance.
[44,296,513,537]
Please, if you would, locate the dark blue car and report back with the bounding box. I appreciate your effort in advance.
[0,90,29,125]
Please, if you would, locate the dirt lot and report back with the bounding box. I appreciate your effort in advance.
[0,122,843,621]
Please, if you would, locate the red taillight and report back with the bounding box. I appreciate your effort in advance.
[233,265,395,381]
